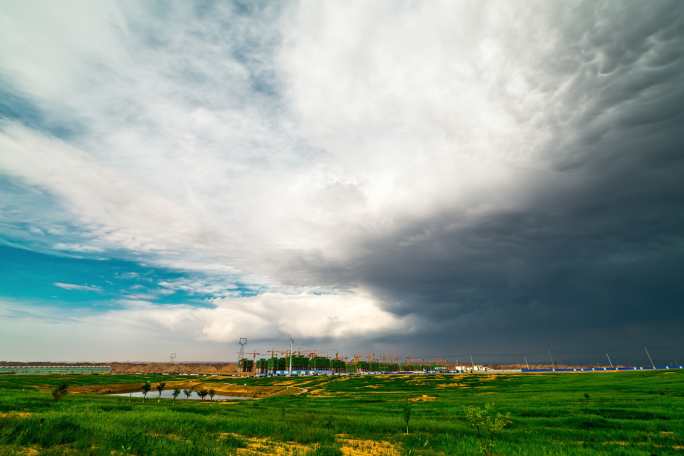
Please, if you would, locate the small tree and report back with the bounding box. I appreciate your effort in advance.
[172,389,181,401]
[197,389,208,401]
[156,382,166,397]
[208,389,216,401]
[183,389,192,399]
[403,402,412,434]
[463,403,511,455]
[51,383,69,401]
[141,382,151,400]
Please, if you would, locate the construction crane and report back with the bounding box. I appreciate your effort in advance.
[267,349,278,376]
[288,336,295,377]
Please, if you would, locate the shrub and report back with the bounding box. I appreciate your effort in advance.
[403,402,412,435]
[463,403,511,455]
[51,383,69,401]
[141,382,151,400]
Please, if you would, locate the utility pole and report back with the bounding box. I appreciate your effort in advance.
[524,356,530,370]
[267,349,277,376]
[288,336,294,377]
[470,354,475,372]
[169,353,177,374]
[238,338,247,360]
[238,338,248,372]
[605,353,614,369]
[644,346,656,369]
[548,349,556,372]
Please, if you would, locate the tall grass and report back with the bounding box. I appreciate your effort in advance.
[0,370,682,455]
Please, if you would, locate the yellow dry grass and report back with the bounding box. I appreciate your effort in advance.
[0,412,31,419]
[437,382,466,388]
[219,433,311,455]
[336,434,399,456]
[215,433,401,456]
[603,441,629,447]
[409,394,436,402]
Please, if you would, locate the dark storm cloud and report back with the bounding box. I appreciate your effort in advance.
[284,0,684,362]
[330,161,684,363]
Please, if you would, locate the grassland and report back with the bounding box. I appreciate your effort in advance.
[0,370,683,455]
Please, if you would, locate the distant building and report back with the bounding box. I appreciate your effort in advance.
[450,364,489,373]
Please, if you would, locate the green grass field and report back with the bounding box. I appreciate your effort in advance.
[0,370,683,455]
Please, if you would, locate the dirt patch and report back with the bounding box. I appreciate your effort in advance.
[308,389,336,397]
[73,380,294,398]
[68,382,173,394]
[111,362,239,375]
[337,434,399,456]
[200,383,287,398]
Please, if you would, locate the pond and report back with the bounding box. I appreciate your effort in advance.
[110,390,250,401]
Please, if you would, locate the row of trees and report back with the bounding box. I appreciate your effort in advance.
[244,355,444,374]
[140,382,217,401]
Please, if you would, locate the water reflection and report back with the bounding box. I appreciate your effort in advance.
[110,389,249,401]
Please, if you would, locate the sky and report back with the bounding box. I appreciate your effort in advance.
[1,0,683,364]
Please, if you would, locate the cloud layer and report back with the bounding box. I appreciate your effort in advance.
[1,0,683,362]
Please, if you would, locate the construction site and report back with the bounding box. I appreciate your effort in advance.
[235,337,458,376]
[234,337,684,377]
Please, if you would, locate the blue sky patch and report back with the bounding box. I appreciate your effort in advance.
[0,243,259,311]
